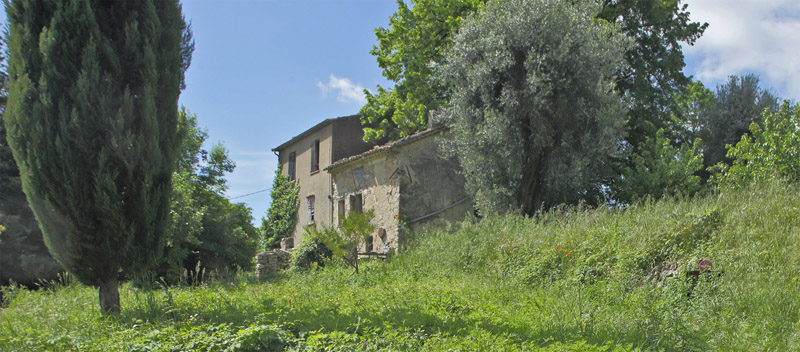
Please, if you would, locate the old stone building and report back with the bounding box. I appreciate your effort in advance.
[325,126,471,253]
[272,115,471,251]
[271,114,372,245]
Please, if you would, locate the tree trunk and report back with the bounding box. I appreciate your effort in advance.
[98,277,120,316]
[521,151,545,216]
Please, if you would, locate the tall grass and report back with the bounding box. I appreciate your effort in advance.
[1,181,799,351]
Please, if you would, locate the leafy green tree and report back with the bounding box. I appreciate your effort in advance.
[363,0,706,147]
[192,189,259,281]
[0,32,63,288]
[701,74,779,172]
[4,0,192,315]
[712,102,800,187]
[612,81,711,202]
[159,110,260,284]
[311,210,375,274]
[671,81,714,146]
[360,0,484,143]
[598,0,708,149]
[261,163,300,249]
[436,0,628,215]
[153,108,205,284]
[612,129,703,204]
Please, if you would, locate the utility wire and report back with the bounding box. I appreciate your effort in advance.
[228,188,271,200]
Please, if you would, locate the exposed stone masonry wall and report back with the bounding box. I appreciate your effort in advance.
[255,250,291,279]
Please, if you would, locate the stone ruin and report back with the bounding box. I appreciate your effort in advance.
[254,249,291,280]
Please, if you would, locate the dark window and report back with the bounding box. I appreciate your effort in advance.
[337,199,345,226]
[349,193,362,213]
[307,195,315,223]
[366,234,374,252]
[288,152,296,181]
[310,139,320,173]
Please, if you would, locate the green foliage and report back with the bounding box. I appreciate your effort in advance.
[598,0,708,150]
[360,0,483,143]
[613,129,704,204]
[261,163,300,249]
[291,237,333,270]
[163,109,259,284]
[310,210,375,274]
[712,101,800,187]
[671,80,714,146]
[4,0,192,314]
[0,32,62,287]
[436,0,628,215]
[364,0,706,149]
[3,181,800,350]
[700,74,780,171]
[155,109,205,284]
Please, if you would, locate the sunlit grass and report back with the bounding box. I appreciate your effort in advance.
[2,180,799,351]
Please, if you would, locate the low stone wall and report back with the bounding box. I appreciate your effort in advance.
[255,250,292,279]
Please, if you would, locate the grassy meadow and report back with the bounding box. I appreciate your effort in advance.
[2,181,800,351]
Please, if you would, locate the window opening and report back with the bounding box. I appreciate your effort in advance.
[310,139,320,173]
[366,234,374,252]
[337,199,345,226]
[288,152,296,181]
[307,195,315,223]
[349,193,362,213]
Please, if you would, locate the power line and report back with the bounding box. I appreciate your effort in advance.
[228,188,271,200]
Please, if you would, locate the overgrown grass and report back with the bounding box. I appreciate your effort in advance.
[2,181,799,351]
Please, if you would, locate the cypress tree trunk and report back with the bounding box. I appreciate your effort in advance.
[98,277,120,316]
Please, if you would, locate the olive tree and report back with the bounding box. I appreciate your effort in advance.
[436,0,629,215]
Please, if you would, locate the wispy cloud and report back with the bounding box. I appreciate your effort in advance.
[317,74,368,105]
[683,0,800,99]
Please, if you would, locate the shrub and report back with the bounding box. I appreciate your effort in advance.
[291,237,332,270]
[712,101,800,187]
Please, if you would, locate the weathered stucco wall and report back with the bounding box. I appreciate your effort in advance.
[331,117,372,162]
[275,115,372,247]
[278,123,334,245]
[330,129,471,252]
[331,154,402,253]
[396,134,471,236]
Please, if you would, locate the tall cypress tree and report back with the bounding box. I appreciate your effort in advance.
[4,0,193,315]
[0,33,63,289]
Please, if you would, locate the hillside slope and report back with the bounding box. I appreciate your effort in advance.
[2,181,799,351]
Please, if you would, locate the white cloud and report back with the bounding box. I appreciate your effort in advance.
[317,74,368,105]
[682,0,800,100]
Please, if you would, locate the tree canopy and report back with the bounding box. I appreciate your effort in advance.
[4,0,192,315]
[362,0,706,148]
[712,101,800,187]
[167,109,260,285]
[598,0,708,149]
[436,0,629,215]
[700,74,779,171]
[360,0,483,143]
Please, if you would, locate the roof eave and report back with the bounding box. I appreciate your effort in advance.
[271,114,360,153]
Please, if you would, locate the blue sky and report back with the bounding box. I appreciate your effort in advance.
[3,1,799,224]
[178,0,799,224]
[178,1,397,222]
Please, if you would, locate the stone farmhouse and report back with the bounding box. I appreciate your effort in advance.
[272,115,472,252]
